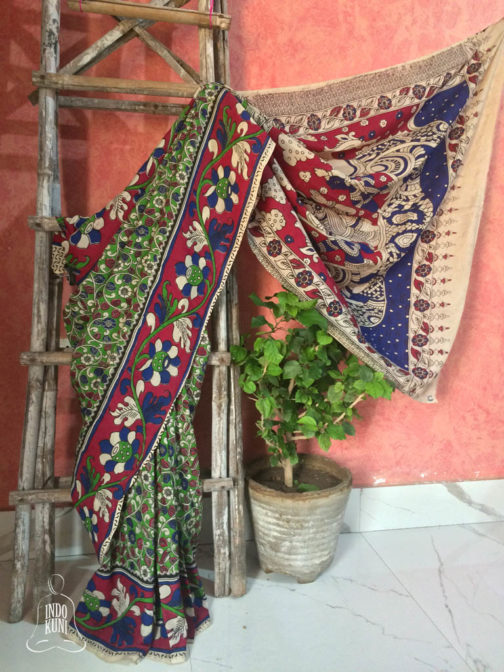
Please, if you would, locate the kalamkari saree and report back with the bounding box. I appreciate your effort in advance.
[52,19,504,663]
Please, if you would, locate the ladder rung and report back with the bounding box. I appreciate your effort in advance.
[9,477,234,505]
[28,216,61,232]
[32,72,198,99]
[68,0,231,30]
[58,96,187,116]
[20,350,232,367]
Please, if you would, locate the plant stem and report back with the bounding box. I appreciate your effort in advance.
[334,393,366,423]
[282,458,294,489]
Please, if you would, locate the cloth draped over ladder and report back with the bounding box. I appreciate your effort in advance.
[52,20,504,663]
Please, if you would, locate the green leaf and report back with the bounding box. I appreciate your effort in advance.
[327,424,346,440]
[298,415,317,430]
[264,339,284,364]
[251,314,268,328]
[342,421,356,436]
[230,345,248,364]
[244,359,263,381]
[364,380,386,398]
[316,330,333,345]
[283,359,302,379]
[256,396,275,419]
[317,433,331,451]
[359,365,374,382]
[297,482,320,493]
[327,382,344,405]
[266,363,283,376]
[297,307,328,329]
[242,380,256,394]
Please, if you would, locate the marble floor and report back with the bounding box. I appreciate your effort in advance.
[1,522,503,672]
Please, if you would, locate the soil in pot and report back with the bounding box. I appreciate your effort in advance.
[253,464,342,493]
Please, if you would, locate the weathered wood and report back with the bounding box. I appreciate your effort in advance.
[32,72,198,98]
[133,26,201,85]
[227,270,247,597]
[8,505,30,622]
[28,215,61,232]
[9,477,234,505]
[28,0,181,104]
[198,0,215,87]
[198,0,230,598]
[210,296,230,598]
[32,278,61,616]
[59,95,188,116]
[214,0,230,86]
[9,0,61,625]
[68,0,231,30]
[20,349,232,367]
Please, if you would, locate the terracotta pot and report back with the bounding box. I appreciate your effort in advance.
[247,453,352,583]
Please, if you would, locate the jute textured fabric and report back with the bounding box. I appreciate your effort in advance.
[52,19,504,662]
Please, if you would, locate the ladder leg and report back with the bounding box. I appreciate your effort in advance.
[227,270,247,596]
[8,505,31,622]
[32,119,62,621]
[9,0,61,622]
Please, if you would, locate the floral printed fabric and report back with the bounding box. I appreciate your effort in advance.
[245,18,504,402]
[53,83,274,661]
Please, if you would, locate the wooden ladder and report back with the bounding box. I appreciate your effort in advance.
[9,0,246,623]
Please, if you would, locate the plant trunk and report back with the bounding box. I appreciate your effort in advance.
[282,458,294,489]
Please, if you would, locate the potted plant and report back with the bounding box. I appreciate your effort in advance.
[231,290,394,582]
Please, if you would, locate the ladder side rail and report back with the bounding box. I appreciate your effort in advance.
[9,0,61,624]
[198,0,231,598]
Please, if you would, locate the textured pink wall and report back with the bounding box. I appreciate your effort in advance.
[1,1,503,509]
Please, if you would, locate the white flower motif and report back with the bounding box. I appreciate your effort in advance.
[262,208,286,232]
[70,215,104,250]
[172,317,193,352]
[278,133,315,167]
[184,222,208,252]
[261,176,287,204]
[107,191,131,221]
[93,488,112,523]
[139,338,180,387]
[166,616,187,646]
[204,165,239,214]
[231,141,251,179]
[99,429,138,474]
[111,579,130,617]
[110,396,140,427]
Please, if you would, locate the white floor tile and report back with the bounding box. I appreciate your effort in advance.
[2,528,499,672]
[364,522,504,672]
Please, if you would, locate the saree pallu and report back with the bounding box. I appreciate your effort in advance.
[52,18,504,664]
[246,18,504,402]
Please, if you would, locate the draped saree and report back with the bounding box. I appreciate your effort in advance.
[52,19,504,663]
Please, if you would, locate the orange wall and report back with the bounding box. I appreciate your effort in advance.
[1,0,503,509]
